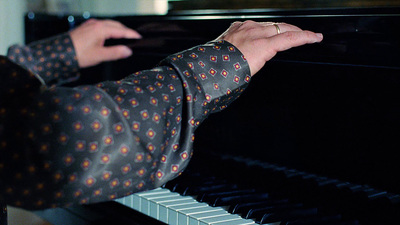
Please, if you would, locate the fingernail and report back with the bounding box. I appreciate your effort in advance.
[122,47,132,58]
[133,34,142,39]
[316,33,323,39]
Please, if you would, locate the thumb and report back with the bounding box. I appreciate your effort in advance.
[98,45,133,62]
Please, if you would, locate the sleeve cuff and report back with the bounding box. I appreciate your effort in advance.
[160,40,251,122]
[7,33,80,87]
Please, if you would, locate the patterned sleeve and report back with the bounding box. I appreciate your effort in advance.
[7,33,80,87]
[0,40,250,210]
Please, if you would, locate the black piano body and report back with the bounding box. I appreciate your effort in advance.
[24,7,400,225]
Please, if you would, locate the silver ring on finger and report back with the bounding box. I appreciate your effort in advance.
[273,23,281,35]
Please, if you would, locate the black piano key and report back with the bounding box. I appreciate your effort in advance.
[283,214,342,225]
[370,193,400,216]
[170,153,399,225]
[166,175,218,193]
[197,188,256,203]
[356,187,387,202]
[245,203,304,220]
[284,173,341,201]
[259,207,318,224]
[163,171,205,190]
[174,179,226,195]
[229,198,290,214]
[327,221,359,225]
[211,192,270,207]
[340,184,364,196]
[369,193,400,204]
[182,182,238,196]
[286,220,359,225]
[300,176,341,194]
[381,193,400,205]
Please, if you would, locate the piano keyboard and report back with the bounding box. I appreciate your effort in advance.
[112,153,394,225]
[115,188,257,225]
[33,152,396,225]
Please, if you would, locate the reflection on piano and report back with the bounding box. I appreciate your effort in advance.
[30,7,400,225]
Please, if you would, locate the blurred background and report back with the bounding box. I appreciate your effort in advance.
[1,0,171,55]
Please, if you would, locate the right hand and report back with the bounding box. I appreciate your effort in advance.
[70,19,142,68]
[217,21,323,76]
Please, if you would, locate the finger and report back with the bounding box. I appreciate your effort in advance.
[259,23,303,37]
[267,30,323,52]
[259,24,301,37]
[83,19,98,25]
[98,46,133,62]
[259,22,275,26]
[77,19,98,28]
[237,22,303,39]
[216,21,243,39]
[271,23,302,33]
[230,21,244,29]
[102,19,129,29]
[102,26,142,39]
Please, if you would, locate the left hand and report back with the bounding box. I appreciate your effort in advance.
[70,19,142,68]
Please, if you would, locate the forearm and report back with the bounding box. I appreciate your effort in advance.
[7,33,80,87]
[0,40,250,210]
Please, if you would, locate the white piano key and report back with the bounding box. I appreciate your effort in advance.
[115,188,261,225]
[149,195,192,220]
[118,187,171,211]
[178,205,218,225]
[140,191,177,199]
[156,196,197,223]
[120,194,133,208]
[199,214,243,225]
[144,193,186,202]
[211,219,257,225]
[114,197,124,204]
[132,193,141,211]
[115,194,139,211]
[143,192,181,203]
[141,193,182,216]
[188,209,228,225]
[135,187,170,196]
[168,202,209,225]
[167,201,206,225]
[148,195,183,220]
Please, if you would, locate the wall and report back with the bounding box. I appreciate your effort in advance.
[0,0,168,55]
[0,0,27,55]
[45,0,168,16]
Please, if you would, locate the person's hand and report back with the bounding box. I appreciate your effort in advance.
[69,19,142,68]
[217,21,323,76]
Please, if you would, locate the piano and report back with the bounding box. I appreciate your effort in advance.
[24,6,400,225]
